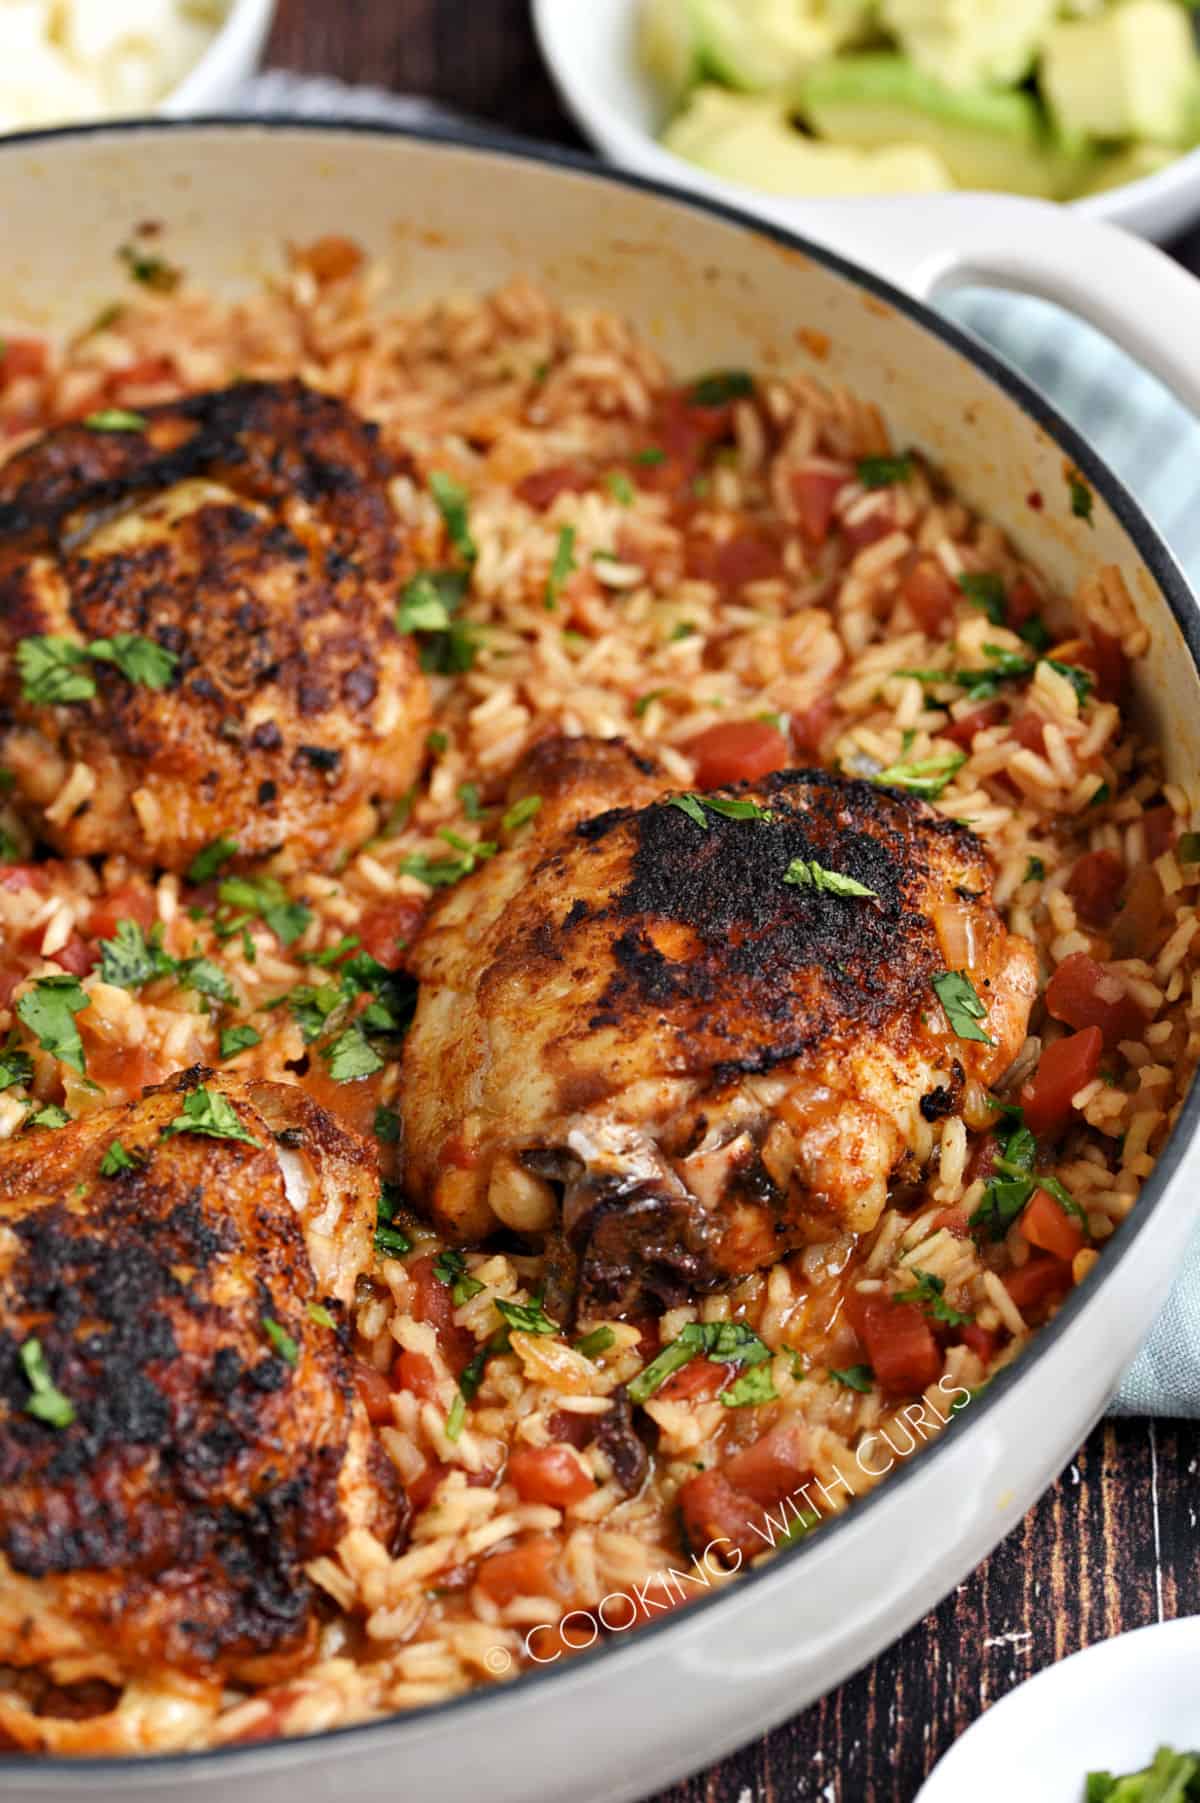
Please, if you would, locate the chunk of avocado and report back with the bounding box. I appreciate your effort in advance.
[687,0,839,91]
[799,54,1095,197]
[661,85,953,193]
[1040,0,1200,145]
[879,0,1057,91]
[638,0,701,111]
[1079,141,1180,196]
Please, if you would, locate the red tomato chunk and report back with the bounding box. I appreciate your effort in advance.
[1067,850,1125,926]
[506,1446,594,1507]
[687,720,789,789]
[1021,1189,1085,1262]
[1044,952,1145,1048]
[1020,1025,1103,1136]
[850,1295,941,1396]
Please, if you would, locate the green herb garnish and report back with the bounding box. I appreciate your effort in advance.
[1066,466,1094,524]
[502,794,542,833]
[429,471,477,564]
[16,975,91,1074]
[494,1296,559,1337]
[263,1317,299,1366]
[575,1326,616,1360]
[188,838,239,884]
[161,1085,260,1147]
[100,1138,138,1176]
[689,370,754,407]
[19,1337,74,1428]
[893,1268,971,1326]
[720,1364,778,1408]
[784,860,877,900]
[932,970,994,1046]
[84,408,146,432]
[857,453,912,489]
[321,1024,384,1083]
[873,751,966,800]
[829,1364,874,1392]
[628,1320,770,1406]
[220,1025,261,1059]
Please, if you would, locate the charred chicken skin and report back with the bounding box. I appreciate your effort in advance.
[0,1069,404,1693]
[0,379,429,871]
[402,737,1037,1316]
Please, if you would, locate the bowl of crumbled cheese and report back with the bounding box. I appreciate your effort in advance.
[0,0,275,133]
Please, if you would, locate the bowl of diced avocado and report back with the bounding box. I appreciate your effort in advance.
[533,0,1200,237]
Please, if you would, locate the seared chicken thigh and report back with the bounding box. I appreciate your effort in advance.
[0,380,429,870]
[0,1069,404,1693]
[403,738,1037,1315]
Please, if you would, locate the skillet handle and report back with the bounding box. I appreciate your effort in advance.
[772,193,1200,419]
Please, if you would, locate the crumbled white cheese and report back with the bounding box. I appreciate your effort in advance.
[0,0,225,131]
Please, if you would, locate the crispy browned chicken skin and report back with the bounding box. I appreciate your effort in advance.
[0,1069,404,1697]
[0,379,429,870]
[403,737,1038,1316]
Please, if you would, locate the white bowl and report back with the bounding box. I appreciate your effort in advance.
[532,0,1200,243]
[158,0,275,116]
[917,1619,1200,1802]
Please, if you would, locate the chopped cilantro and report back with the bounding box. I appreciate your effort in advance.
[161,1085,261,1147]
[575,1326,616,1360]
[494,1296,559,1337]
[16,975,91,1073]
[19,1337,74,1429]
[458,781,484,820]
[188,838,239,884]
[84,408,146,432]
[307,1302,337,1330]
[429,471,477,564]
[445,1392,467,1441]
[98,919,171,991]
[703,796,774,822]
[784,860,877,900]
[628,1320,770,1406]
[178,956,236,1005]
[1025,856,1046,883]
[545,525,577,607]
[289,982,342,1043]
[119,243,180,291]
[15,636,97,705]
[220,1025,261,1059]
[373,1104,401,1144]
[427,729,449,755]
[263,1317,299,1366]
[605,472,634,506]
[502,794,542,833]
[321,1024,384,1083]
[857,453,912,489]
[398,567,466,633]
[667,792,709,829]
[634,447,665,465]
[1179,831,1200,866]
[300,935,360,968]
[1066,466,1094,524]
[893,1268,971,1326]
[932,970,994,1046]
[957,570,1007,625]
[375,1186,411,1258]
[670,621,697,641]
[216,875,311,946]
[1047,659,1094,706]
[27,1104,69,1130]
[721,1363,778,1408]
[829,1364,874,1392]
[100,1138,138,1176]
[634,689,668,718]
[0,1049,33,1093]
[873,750,966,800]
[689,370,754,407]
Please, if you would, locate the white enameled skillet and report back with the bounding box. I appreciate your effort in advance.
[1,120,1199,1803]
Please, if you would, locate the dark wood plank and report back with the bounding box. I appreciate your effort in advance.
[259,8,1200,1796]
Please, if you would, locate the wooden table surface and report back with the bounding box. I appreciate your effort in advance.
[266,6,1200,1798]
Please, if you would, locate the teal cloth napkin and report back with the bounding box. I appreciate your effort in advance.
[942,288,1200,1416]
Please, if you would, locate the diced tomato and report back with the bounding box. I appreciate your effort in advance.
[943,702,1005,748]
[958,1323,997,1363]
[684,529,783,590]
[408,1458,449,1511]
[408,1254,473,1373]
[86,882,158,939]
[791,468,844,546]
[679,1469,766,1565]
[930,1207,969,1239]
[392,1349,441,1403]
[296,235,363,283]
[1143,804,1177,861]
[506,1446,595,1508]
[1006,577,1041,629]
[354,1359,394,1426]
[901,555,958,635]
[1021,1188,1085,1262]
[1045,952,1145,1048]
[851,1295,941,1396]
[80,1034,164,1095]
[1067,850,1125,926]
[791,693,836,758]
[626,1315,661,1364]
[1003,1253,1072,1316]
[475,1535,562,1606]
[639,389,736,494]
[1011,711,1049,754]
[48,936,98,978]
[0,957,28,1009]
[0,864,48,894]
[1020,1024,1103,1136]
[546,1409,593,1450]
[656,1358,727,1404]
[687,720,790,789]
[516,464,593,510]
[0,337,48,384]
[843,507,895,552]
[721,1423,810,1508]
[356,898,427,969]
[1077,628,1127,705]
